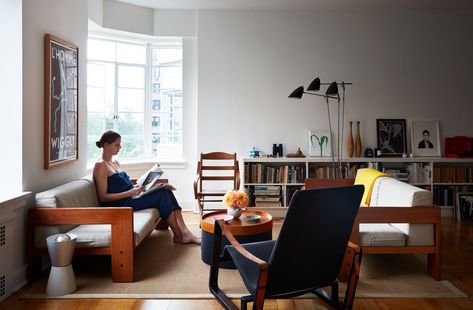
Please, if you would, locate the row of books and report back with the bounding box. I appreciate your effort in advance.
[244,163,306,184]
[433,185,473,207]
[433,167,473,183]
[245,185,303,207]
[405,163,432,183]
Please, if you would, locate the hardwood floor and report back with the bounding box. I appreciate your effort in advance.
[2,215,472,310]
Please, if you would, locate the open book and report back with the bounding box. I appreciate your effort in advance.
[132,164,176,199]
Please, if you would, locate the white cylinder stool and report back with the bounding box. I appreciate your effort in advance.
[46,233,77,296]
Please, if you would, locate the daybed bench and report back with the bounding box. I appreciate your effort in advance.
[27,175,168,283]
[305,169,441,280]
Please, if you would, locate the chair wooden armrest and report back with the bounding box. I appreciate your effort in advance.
[217,219,268,267]
[27,207,134,282]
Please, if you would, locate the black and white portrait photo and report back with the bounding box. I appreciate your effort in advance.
[412,121,441,156]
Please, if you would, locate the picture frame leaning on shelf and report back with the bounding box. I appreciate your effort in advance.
[308,129,332,157]
[456,192,473,221]
[376,119,407,156]
[411,121,441,157]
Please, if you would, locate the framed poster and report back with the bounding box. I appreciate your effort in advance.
[376,119,407,156]
[411,121,441,157]
[456,192,473,221]
[44,34,79,169]
[309,129,332,157]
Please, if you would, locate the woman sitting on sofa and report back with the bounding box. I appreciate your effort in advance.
[93,130,200,245]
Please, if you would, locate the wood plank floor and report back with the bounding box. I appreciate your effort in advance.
[2,215,472,310]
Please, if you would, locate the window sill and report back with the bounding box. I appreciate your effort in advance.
[86,159,186,173]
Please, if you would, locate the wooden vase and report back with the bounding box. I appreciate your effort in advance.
[355,121,362,157]
[348,121,354,157]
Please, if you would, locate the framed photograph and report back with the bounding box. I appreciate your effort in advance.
[44,34,79,169]
[376,119,407,156]
[309,129,332,157]
[411,121,441,157]
[456,192,473,221]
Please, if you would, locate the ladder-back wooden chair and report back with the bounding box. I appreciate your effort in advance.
[194,152,240,216]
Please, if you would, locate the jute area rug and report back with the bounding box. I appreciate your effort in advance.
[21,224,466,299]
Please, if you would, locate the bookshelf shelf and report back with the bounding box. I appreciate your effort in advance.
[242,157,473,218]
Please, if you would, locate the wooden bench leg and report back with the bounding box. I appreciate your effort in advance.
[428,252,441,280]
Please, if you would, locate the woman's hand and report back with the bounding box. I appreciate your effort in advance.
[130,185,144,197]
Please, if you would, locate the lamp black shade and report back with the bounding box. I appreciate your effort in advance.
[326,81,339,96]
[307,77,321,92]
[288,86,304,99]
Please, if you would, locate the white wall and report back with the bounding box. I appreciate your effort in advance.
[103,0,154,35]
[23,0,88,194]
[197,9,473,158]
[0,0,22,198]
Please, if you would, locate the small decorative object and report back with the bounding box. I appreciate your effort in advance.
[364,147,374,158]
[355,121,362,157]
[309,129,332,157]
[287,147,305,158]
[376,119,407,156]
[411,121,441,157]
[248,147,261,158]
[348,121,354,157]
[223,190,249,219]
[374,148,382,157]
[272,144,284,157]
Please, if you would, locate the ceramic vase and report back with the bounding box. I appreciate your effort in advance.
[355,121,362,157]
[348,121,354,157]
[227,207,243,219]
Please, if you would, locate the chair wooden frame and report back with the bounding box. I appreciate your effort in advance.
[194,152,240,216]
[210,219,362,310]
[304,178,441,280]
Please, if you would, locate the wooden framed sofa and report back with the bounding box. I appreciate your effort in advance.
[305,173,441,280]
[27,175,168,283]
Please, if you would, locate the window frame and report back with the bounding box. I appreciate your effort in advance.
[87,34,184,166]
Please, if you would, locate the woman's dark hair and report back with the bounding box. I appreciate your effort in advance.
[95,130,121,148]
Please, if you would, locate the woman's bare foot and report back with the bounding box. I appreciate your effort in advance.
[174,232,201,244]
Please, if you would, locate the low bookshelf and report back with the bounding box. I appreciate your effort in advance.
[242,157,473,218]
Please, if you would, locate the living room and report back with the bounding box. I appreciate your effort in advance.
[2,0,473,309]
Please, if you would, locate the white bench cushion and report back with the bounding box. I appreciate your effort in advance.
[359,223,406,246]
[67,209,160,247]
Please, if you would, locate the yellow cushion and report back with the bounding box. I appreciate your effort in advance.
[354,168,388,206]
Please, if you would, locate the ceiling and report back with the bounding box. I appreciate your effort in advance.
[116,0,473,10]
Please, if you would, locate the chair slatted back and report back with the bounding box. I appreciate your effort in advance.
[266,186,363,296]
[198,152,240,192]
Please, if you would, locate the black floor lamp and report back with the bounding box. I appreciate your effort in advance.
[289,77,352,178]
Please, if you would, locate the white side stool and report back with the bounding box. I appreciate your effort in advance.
[46,233,77,296]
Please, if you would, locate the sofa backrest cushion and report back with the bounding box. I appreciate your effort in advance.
[35,174,100,208]
[369,177,432,207]
[34,175,101,239]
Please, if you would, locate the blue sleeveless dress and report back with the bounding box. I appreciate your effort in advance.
[102,171,181,220]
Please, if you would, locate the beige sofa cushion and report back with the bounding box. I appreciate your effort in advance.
[34,176,101,246]
[359,223,406,246]
[67,209,160,247]
[369,176,434,246]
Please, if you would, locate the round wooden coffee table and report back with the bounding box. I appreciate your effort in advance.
[200,210,273,268]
